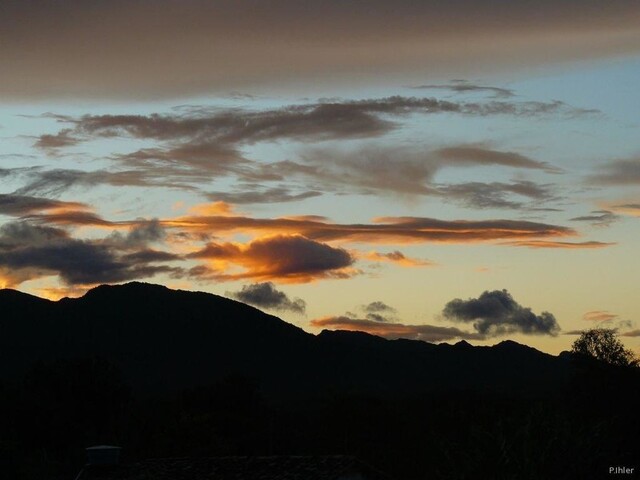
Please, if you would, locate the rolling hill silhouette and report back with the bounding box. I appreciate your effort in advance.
[1,281,570,397]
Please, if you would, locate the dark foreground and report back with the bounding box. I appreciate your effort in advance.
[0,283,638,479]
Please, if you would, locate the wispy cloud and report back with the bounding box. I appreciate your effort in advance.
[582,310,619,322]
[588,157,640,185]
[434,181,556,210]
[570,210,619,227]
[503,240,615,249]
[411,81,514,98]
[364,250,435,267]
[166,210,576,245]
[0,193,89,216]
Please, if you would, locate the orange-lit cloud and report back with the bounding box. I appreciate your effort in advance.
[582,311,618,322]
[310,316,484,342]
[364,250,436,267]
[188,201,237,216]
[167,213,577,245]
[188,234,355,283]
[0,194,89,217]
[503,240,615,249]
[606,202,640,217]
[36,285,89,300]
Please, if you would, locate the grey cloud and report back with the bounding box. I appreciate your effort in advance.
[364,301,397,314]
[0,221,181,286]
[442,289,560,336]
[0,221,68,249]
[435,181,556,210]
[13,168,206,196]
[45,97,583,155]
[32,100,578,197]
[412,82,514,98]
[206,187,322,204]
[570,210,619,227]
[589,158,640,185]
[227,282,306,314]
[0,193,86,216]
[434,146,562,173]
[2,1,638,99]
[105,219,166,249]
[262,146,561,199]
[360,301,398,323]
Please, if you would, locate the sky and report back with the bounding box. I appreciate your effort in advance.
[1,0,639,355]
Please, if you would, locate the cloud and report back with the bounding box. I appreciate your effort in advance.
[589,158,640,185]
[310,316,484,341]
[0,221,181,286]
[412,82,514,98]
[13,168,208,196]
[50,98,579,150]
[167,211,576,245]
[0,221,68,248]
[434,146,561,173]
[263,145,561,200]
[365,250,435,267]
[2,1,638,99]
[570,210,619,227]
[188,234,355,282]
[360,301,398,323]
[227,282,306,314]
[363,301,397,314]
[442,289,560,336]
[503,240,615,249]
[605,202,640,217]
[34,129,79,150]
[105,219,166,249]
[435,181,556,210]
[30,105,573,201]
[583,311,618,322]
[206,187,322,204]
[0,193,88,216]
[562,330,585,335]
[620,330,640,337]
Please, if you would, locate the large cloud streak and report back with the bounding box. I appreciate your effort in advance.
[2,1,639,99]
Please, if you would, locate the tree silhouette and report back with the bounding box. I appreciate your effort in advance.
[571,328,638,367]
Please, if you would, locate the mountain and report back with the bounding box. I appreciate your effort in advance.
[1,282,570,397]
[1,283,639,480]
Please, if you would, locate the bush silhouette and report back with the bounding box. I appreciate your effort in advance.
[571,328,638,367]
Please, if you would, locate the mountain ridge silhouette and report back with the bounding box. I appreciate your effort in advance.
[0,281,570,398]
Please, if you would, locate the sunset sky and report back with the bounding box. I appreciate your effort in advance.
[1,1,639,354]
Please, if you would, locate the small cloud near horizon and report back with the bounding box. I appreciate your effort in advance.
[227,282,306,314]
